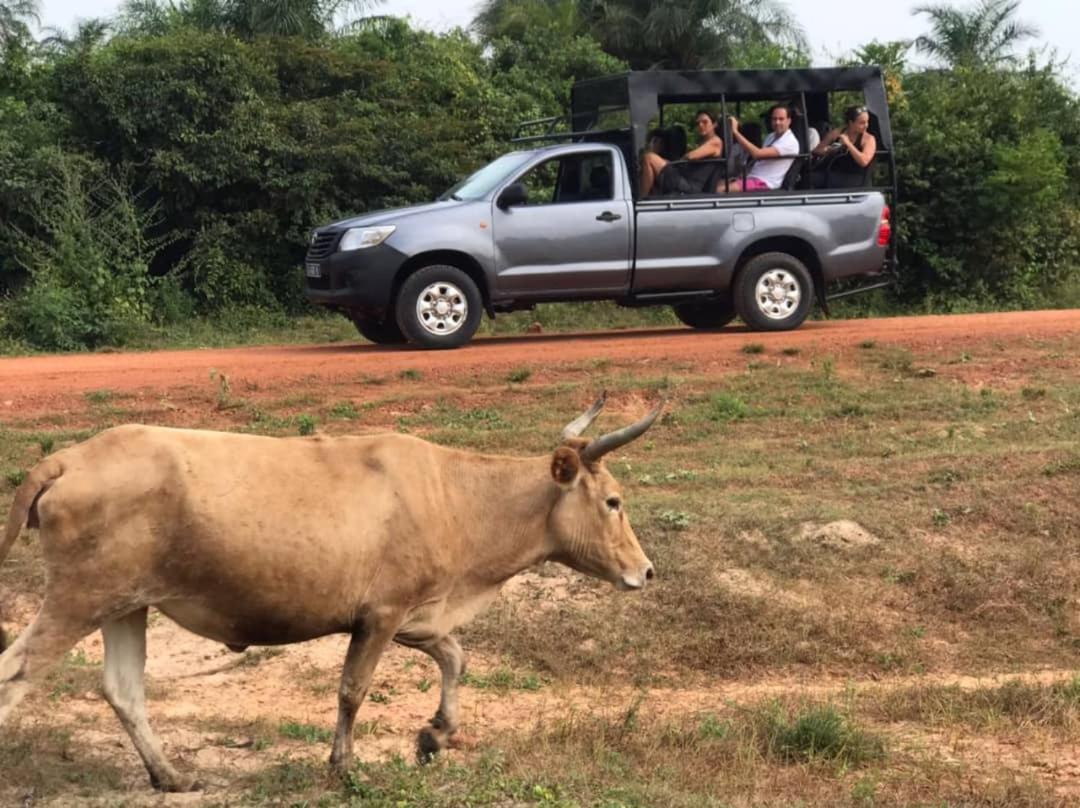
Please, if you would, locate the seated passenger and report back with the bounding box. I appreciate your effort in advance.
[721,105,799,192]
[639,110,723,197]
[811,105,877,188]
[646,128,671,159]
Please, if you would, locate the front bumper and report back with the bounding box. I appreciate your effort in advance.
[302,241,408,314]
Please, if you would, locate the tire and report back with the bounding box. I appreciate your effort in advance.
[395,265,483,349]
[733,252,814,331]
[672,299,736,330]
[351,314,407,345]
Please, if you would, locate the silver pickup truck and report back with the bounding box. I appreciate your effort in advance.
[304,68,896,349]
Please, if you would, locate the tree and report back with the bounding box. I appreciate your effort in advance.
[473,0,581,41]
[117,0,383,39]
[893,64,1080,308]
[40,18,112,57]
[844,39,912,109]
[912,0,1039,68]
[474,0,807,69]
[0,0,37,48]
[584,0,806,69]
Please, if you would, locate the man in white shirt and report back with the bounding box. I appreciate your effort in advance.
[722,105,800,192]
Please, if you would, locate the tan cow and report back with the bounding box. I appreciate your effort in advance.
[0,394,658,791]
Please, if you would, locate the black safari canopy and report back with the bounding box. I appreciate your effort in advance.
[570,68,894,157]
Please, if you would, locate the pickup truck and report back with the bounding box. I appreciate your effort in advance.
[303,68,896,349]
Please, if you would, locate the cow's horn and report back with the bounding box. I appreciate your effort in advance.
[561,392,607,440]
[580,400,664,463]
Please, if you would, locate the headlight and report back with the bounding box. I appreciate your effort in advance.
[338,226,396,252]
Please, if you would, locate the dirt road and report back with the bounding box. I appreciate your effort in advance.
[1,310,1077,417]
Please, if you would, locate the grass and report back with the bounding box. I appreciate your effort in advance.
[2,330,1079,805]
[460,667,545,692]
[278,721,333,743]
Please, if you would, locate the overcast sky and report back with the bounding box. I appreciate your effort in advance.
[37,0,1076,77]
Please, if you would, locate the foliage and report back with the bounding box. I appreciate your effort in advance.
[892,64,1080,309]
[844,39,912,110]
[2,154,165,349]
[913,0,1039,67]
[117,0,384,39]
[476,0,807,69]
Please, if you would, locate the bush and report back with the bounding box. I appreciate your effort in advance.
[3,155,161,350]
[894,65,1080,309]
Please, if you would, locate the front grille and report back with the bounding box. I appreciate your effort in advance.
[306,231,340,261]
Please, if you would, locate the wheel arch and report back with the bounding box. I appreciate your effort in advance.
[733,236,825,312]
[393,251,493,318]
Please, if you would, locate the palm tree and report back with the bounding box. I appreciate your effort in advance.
[912,0,1039,68]
[473,0,581,42]
[474,0,806,70]
[584,0,806,69]
[117,0,382,39]
[0,0,38,48]
[40,18,112,56]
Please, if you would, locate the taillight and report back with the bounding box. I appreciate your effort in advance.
[877,205,892,247]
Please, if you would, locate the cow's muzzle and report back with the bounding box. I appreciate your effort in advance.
[618,563,655,591]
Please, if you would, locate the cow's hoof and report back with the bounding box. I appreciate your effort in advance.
[150,771,200,793]
[416,726,443,764]
[329,750,352,775]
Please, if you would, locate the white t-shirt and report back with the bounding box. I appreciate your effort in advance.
[748,129,799,189]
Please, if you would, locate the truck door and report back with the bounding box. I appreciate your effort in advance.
[491,151,632,296]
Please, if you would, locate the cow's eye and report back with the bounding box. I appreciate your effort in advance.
[605,496,622,511]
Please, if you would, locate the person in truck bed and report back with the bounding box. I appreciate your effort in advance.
[721,104,799,192]
[639,110,723,197]
[811,105,878,188]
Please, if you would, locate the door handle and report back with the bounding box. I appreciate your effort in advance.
[596,211,622,222]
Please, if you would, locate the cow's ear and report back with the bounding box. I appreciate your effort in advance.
[550,446,582,488]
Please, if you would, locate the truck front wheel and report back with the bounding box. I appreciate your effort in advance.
[351,314,407,345]
[672,299,736,330]
[395,265,483,349]
[734,253,814,331]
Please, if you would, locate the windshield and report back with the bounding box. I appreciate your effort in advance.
[440,152,534,201]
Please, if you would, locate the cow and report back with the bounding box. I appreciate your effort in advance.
[0,394,659,791]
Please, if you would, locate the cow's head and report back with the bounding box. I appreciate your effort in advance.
[547,394,660,590]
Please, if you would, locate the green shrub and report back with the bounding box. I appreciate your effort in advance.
[3,156,160,350]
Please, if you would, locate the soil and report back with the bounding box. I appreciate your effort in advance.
[2,310,1080,804]
[1,309,1077,419]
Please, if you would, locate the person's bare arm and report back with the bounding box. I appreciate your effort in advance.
[730,120,779,160]
[813,127,841,157]
[685,136,723,161]
[839,132,877,167]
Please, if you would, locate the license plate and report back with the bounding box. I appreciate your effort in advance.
[305,262,322,278]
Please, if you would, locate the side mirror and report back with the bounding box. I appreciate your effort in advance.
[497,183,528,210]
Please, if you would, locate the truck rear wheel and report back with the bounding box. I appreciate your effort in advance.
[672,299,736,330]
[395,265,483,349]
[734,252,814,331]
[351,314,407,345]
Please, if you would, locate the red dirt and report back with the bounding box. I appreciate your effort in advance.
[1,310,1078,419]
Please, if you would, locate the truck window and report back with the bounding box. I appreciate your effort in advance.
[516,152,614,205]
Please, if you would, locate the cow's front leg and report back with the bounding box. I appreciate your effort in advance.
[414,634,466,762]
[329,621,397,773]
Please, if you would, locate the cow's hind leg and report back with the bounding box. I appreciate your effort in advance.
[412,635,466,762]
[329,621,398,773]
[0,609,95,726]
[102,607,197,792]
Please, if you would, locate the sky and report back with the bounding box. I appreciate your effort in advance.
[36,0,1077,77]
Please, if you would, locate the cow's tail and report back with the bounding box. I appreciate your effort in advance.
[1,457,63,653]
